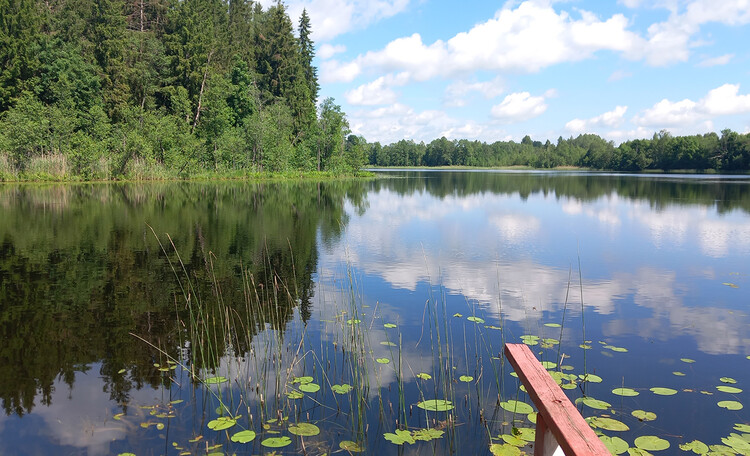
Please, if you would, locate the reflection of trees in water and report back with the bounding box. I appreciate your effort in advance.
[374,171,750,214]
[0,181,368,415]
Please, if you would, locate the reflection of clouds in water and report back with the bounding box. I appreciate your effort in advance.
[490,214,540,243]
[562,194,622,227]
[698,218,750,257]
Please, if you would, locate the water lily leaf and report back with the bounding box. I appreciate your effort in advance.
[543,338,560,345]
[708,444,737,455]
[627,448,653,455]
[489,443,521,455]
[588,416,629,431]
[635,436,670,451]
[500,400,534,414]
[453,313,463,317]
[544,323,562,328]
[331,384,353,394]
[541,361,557,369]
[673,371,686,376]
[717,386,743,394]
[734,423,750,433]
[299,382,320,393]
[612,388,639,397]
[460,375,474,382]
[520,335,540,341]
[287,391,304,399]
[230,430,256,443]
[417,373,432,380]
[501,434,526,446]
[718,400,743,410]
[293,376,313,384]
[678,440,708,454]
[485,325,502,330]
[384,429,415,445]
[261,436,291,448]
[582,397,611,410]
[118,453,136,456]
[680,358,695,363]
[527,412,537,423]
[650,387,677,396]
[631,410,657,421]
[580,344,592,349]
[204,376,228,384]
[720,377,737,384]
[289,423,320,436]
[601,435,629,454]
[384,323,397,328]
[418,399,454,411]
[207,417,236,431]
[562,383,578,390]
[413,428,444,441]
[346,319,361,325]
[579,373,603,383]
[721,434,750,452]
[340,440,364,452]
[608,346,628,353]
[723,282,739,288]
[467,316,485,323]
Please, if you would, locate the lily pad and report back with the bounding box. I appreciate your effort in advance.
[340,440,364,452]
[717,386,743,394]
[582,397,611,410]
[287,391,304,399]
[634,436,670,451]
[720,377,737,384]
[299,382,320,393]
[612,387,639,397]
[499,400,534,414]
[204,376,228,384]
[453,313,463,318]
[376,358,390,364]
[588,416,629,431]
[289,423,320,436]
[579,373,603,383]
[331,384,353,394]
[346,319,361,325]
[384,323,397,328]
[718,400,743,410]
[631,410,657,421]
[541,361,557,369]
[601,435,629,454]
[501,434,526,446]
[380,341,397,346]
[261,436,292,448]
[680,358,696,363]
[721,434,750,452]
[467,316,485,323]
[544,323,562,328]
[678,440,708,454]
[627,449,653,456]
[650,387,678,396]
[207,417,237,431]
[673,371,686,376]
[490,443,522,456]
[413,428,444,441]
[417,373,432,380]
[417,399,454,411]
[542,338,560,345]
[734,423,750,433]
[384,429,415,445]
[230,430,256,443]
[459,375,474,382]
[513,427,535,441]
[293,376,313,384]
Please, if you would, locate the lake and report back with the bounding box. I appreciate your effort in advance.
[0,170,749,455]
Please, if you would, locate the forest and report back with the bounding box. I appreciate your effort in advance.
[366,130,750,172]
[0,0,365,180]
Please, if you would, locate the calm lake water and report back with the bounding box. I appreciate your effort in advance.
[1,170,749,455]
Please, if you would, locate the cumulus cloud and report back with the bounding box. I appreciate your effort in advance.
[344,73,409,106]
[608,70,633,81]
[318,43,346,59]
[633,83,750,127]
[491,92,548,122]
[697,53,734,67]
[444,76,505,107]
[566,106,628,133]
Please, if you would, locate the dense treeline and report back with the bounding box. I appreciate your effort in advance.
[0,0,365,180]
[367,130,750,172]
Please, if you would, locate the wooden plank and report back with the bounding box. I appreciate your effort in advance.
[504,343,610,456]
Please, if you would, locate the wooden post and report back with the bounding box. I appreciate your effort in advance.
[504,343,610,456]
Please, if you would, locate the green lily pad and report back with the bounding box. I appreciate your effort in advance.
[499,400,534,414]
[542,338,560,345]
[544,323,562,328]
[501,434,526,446]
[346,319,361,325]
[467,316,485,323]
[631,410,657,421]
[717,386,743,394]
[376,358,390,364]
[384,323,397,328]
[708,444,737,454]
[230,430,256,443]
[384,429,415,445]
[207,417,237,431]
[287,391,304,399]
[293,376,313,384]
[453,313,463,318]
[289,423,320,436]
[204,376,228,384]
[721,434,750,452]
[485,325,502,330]
[720,377,737,384]
[650,387,678,396]
[582,397,611,410]
[490,443,522,456]
[635,436,670,451]
[331,384,353,394]
[580,344,592,349]
[734,423,750,433]
[680,358,696,363]
[588,416,629,431]
[261,436,292,448]
[541,361,557,369]
[579,373,603,383]
[418,399,454,411]
[380,341,397,346]
[527,412,537,423]
[413,428,444,441]
[299,383,320,393]
[678,440,708,454]
[627,449,653,456]
[417,373,432,380]
[673,371,686,376]
[612,387,639,397]
[513,427,535,441]
[718,400,743,410]
[601,435,629,454]
[340,440,364,452]
[459,375,474,382]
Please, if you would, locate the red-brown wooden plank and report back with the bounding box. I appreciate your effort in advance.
[504,343,610,456]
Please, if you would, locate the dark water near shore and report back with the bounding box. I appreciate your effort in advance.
[1,171,749,455]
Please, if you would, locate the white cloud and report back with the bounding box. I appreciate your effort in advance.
[320,59,361,83]
[491,92,548,122]
[344,73,409,106]
[444,76,505,107]
[318,43,346,59]
[566,106,628,133]
[697,53,734,67]
[608,70,633,81]
[634,83,750,127]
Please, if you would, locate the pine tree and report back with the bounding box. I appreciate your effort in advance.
[297,8,318,103]
[0,0,43,111]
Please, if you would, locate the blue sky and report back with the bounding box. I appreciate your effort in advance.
[265,0,750,145]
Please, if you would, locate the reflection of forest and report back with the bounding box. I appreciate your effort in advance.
[0,181,368,415]
[374,171,750,214]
